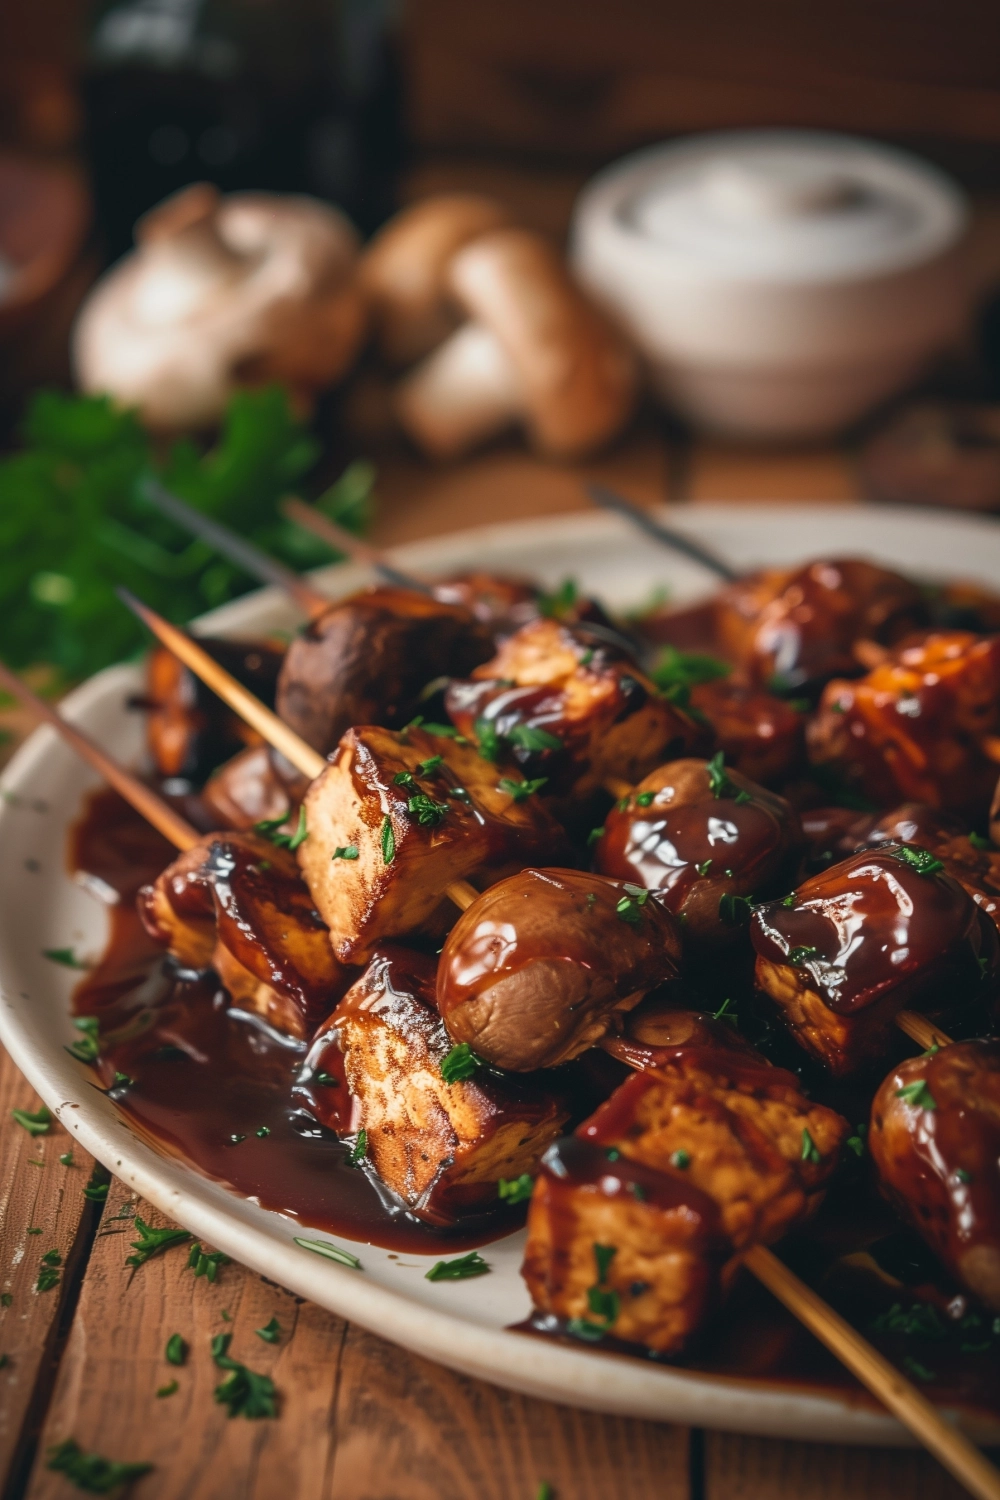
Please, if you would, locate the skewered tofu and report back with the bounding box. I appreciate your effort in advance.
[751,843,999,1076]
[145,637,285,782]
[808,631,1000,817]
[296,945,569,1223]
[600,994,766,1072]
[276,585,492,758]
[867,804,1000,932]
[445,617,707,801]
[594,757,802,947]
[715,558,924,694]
[522,1047,848,1353]
[869,1040,1000,1311]
[138,831,350,1038]
[201,744,293,830]
[688,677,805,787]
[437,867,683,1070]
[297,724,576,963]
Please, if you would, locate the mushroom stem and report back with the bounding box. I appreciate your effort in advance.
[395,320,524,458]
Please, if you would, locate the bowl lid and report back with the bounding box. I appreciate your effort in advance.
[609,131,966,282]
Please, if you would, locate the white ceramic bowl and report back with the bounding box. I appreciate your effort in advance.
[3,503,1000,1445]
[571,131,970,440]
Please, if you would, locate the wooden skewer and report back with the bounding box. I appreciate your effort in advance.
[116,591,480,913]
[279,496,432,594]
[0,660,199,852]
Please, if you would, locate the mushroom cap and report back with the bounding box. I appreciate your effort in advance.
[446,227,638,457]
[359,193,511,366]
[73,182,366,430]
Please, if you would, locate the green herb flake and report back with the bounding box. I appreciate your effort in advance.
[593,1244,617,1284]
[718,892,753,927]
[156,1380,178,1398]
[969,831,992,850]
[788,945,818,966]
[331,845,359,861]
[498,1174,534,1204]
[499,776,548,802]
[392,770,416,790]
[59,1151,75,1166]
[579,648,594,667]
[66,1015,100,1064]
[186,1245,230,1282]
[635,791,655,808]
[895,1080,937,1111]
[587,1285,620,1325]
[891,844,945,877]
[407,792,450,826]
[473,715,502,762]
[165,1333,186,1366]
[695,859,712,877]
[901,1355,936,1382]
[538,578,579,619]
[800,1129,821,1165]
[846,1126,867,1158]
[35,1262,61,1293]
[670,1150,691,1169]
[82,1169,109,1202]
[380,815,395,864]
[111,1072,133,1089]
[706,751,736,799]
[11,1105,51,1137]
[255,1316,281,1344]
[956,1168,973,1184]
[565,1317,606,1342]
[315,1071,339,1087]
[421,721,465,743]
[125,1217,191,1270]
[616,886,649,926]
[43,946,89,970]
[26,1228,42,1235]
[417,755,443,775]
[211,1333,277,1420]
[782,893,797,907]
[441,1042,480,1085]
[46,1436,153,1493]
[348,1128,368,1166]
[255,1125,270,1139]
[712,996,737,1026]
[587,826,604,847]
[1,1293,11,1306]
[221,1309,232,1321]
[536,1484,555,1500]
[294,1237,361,1269]
[628,1182,647,1202]
[507,723,563,753]
[425,1251,490,1282]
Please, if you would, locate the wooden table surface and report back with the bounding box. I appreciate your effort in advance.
[0,429,978,1500]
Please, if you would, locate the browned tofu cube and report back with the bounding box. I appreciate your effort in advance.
[297,724,575,963]
[296,945,569,1224]
[138,832,351,1038]
[276,585,492,756]
[201,744,293,830]
[595,757,802,948]
[751,843,1000,1076]
[688,677,804,787]
[444,617,708,800]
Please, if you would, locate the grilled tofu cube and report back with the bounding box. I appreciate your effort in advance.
[201,744,293,831]
[138,832,351,1038]
[751,843,999,1076]
[296,945,570,1224]
[297,724,575,963]
[687,678,804,787]
[276,585,492,757]
[437,867,683,1071]
[595,757,802,947]
[808,631,1000,818]
[869,1040,1000,1311]
[523,1049,847,1354]
[445,617,707,800]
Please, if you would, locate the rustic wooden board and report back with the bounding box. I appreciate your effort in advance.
[0,1044,98,1497]
[705,1431,980,1499]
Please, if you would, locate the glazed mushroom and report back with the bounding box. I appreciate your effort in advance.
[359,193,512,367]
[395,228,637,459]
[73,182,366,429]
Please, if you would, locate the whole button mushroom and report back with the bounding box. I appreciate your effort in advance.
[73,182,366,430]
[395,228,638,460]
[359,193,512,367]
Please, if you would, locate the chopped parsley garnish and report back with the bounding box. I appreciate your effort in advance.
[59,1151,74,1167]
[969,831,993,850]
[256,1317,281,1344]
[348,1128,368,1166]
[846,1126,867,1157]
[255,1125,270,1138]
[956,1168,972,1184]
[293,1237,361,1269]
[420,721,466,743]
[536,1484,555,1500]
[891,844,945,877]
[165,1333,186,1365]
[441,1043,480,1085]
[565,1317,606,1343]
[36,1251,61,1293]
[593,1244,617,1284]
[538,577,578,619]
[695,859,712,877]
[314,1071,339,1087]
[211,1333,277,1419]
[800,1129,821,1165]
[125,1217,191,1269]
[417,755,443,775]
[782,893,797,907]
[498,1174,534,1204]
[895,1080,937,1111]
[42,947,89,970]
[331,845,358,861]
[393,770,416,790]
[380,815,395,864]
[712,996,737,1026]
[871,1302,948,1339]
[425,1251,490,1282]
[706,751,737,799]
[474,716,502,762]
[187,1245,230,1282]
[670,1150,691,1169]
[616,884,649,926]
[901,1355,936,1382]
[156,1380,178,1398]
[587,1284,620,1325]
[628,1182,647,1202]
[718,892,753,926]
[253,806,308,851]
[635,791,655,808]
[46,1437,153,1493]
[499,776,547,802]
[651,646,731,698]
[587,827,604,847]
[82,1169,109,1202]
[66,1016,100,1063]
[508,722,563,753]
[1,1293,11,1306]
[11,1105,51,1137]
[407,792,450,826]
[787,945,818,966]
[111,1072,133,1089]
[579,648,594,666]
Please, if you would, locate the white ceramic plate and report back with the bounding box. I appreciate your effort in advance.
[3,502,1000,1447]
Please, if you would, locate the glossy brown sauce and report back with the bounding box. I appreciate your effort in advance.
[68,789,1000,1416]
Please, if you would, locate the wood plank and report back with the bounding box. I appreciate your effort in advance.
[0,1043,99,1497]
[25,1189,691,1500]
[684,444,860,505]
[705,1430,982,1499]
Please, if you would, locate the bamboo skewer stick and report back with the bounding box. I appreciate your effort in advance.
[108,599,1000,1496]
[0,660,199,852]
[115,592,479,912]
[279,496,432,594]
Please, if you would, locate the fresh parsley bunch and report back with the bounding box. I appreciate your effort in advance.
[0,385,373,683]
